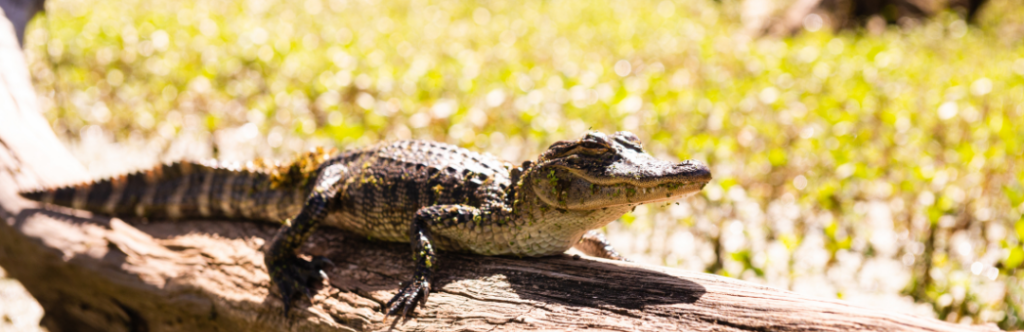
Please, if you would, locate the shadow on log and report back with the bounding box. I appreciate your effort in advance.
[0,7,1002,332]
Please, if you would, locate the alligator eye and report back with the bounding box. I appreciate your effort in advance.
[614,133,643,152]
[581,141,608,150]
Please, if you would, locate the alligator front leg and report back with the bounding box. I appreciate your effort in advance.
[573,230,632,261]
[385,205,480,321]
[265,163,347,316]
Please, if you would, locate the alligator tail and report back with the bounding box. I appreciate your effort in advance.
[19,161,313,223]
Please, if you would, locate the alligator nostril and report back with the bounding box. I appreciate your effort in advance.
[678,159,702,166]
[676,160,712,181]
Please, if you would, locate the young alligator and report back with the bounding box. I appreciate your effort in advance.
[19,131,711,320]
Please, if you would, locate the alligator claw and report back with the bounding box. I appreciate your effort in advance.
[269,255,331,317]
[383,279,431,324]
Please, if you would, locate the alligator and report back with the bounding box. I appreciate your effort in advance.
[19,130,712,321]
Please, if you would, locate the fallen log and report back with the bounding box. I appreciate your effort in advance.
[0,8,1000,332]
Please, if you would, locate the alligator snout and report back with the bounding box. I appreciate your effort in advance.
[674,160,712,183]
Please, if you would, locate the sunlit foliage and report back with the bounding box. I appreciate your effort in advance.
[24,0,1024,327]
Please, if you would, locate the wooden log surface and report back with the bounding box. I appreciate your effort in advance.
[0,9,1001,332]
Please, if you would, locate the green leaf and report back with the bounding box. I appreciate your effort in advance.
[1016,218,1024,242]
[620,212,636,226]
[768,148,787,167]
[1006,246,1024,270]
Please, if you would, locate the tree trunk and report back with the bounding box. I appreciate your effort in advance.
[0,0,44,45]
[0,8,1002,332]
[766,0,990,36]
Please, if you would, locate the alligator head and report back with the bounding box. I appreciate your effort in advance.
[524,131,711,210]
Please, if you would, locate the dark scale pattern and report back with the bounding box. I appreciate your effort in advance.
[206,169,233,217]
[114,172,147,216]
[21,162,308,223]
[18,131,712,322]
[83,180,112,212]
[175,170,209,218]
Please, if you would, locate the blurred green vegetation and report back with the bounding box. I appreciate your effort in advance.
[23,0,1024,328]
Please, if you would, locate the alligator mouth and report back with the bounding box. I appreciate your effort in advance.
[550,160,712,209]
[563,159,711,188]
[581,180,708,207]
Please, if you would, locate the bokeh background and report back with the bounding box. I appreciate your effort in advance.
[21,0,1024,328]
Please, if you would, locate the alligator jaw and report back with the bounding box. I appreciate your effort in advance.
[560,159,711,210]
[568,159,711,188]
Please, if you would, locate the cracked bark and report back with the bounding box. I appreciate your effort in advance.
[0,9,1002,332]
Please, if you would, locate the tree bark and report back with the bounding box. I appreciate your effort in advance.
[0,9,1002,332]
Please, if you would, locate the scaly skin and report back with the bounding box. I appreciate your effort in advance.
[20,131,712,321]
